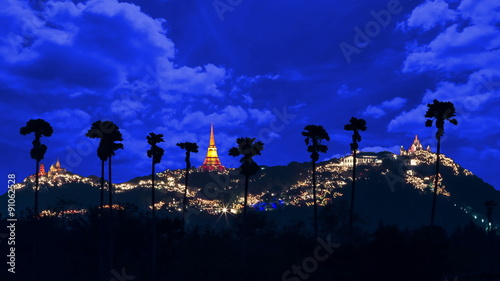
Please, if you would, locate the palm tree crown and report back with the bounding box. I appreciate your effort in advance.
[302,125,330,161]
[344,117,367,152]
[425,99,458,139]
[20,119,54,161]
[229,137,264,177]
[177,142,199,169]
[85,120,124,161]
[147,132,165,165]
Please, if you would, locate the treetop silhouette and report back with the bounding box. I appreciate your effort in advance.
[424,99,457,228]
[20,118,53,218]
[301,124,330,237]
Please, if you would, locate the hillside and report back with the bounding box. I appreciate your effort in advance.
[3,150,499,232]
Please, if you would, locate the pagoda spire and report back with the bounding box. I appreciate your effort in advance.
[200,124,225,172]
[209,123,216,147]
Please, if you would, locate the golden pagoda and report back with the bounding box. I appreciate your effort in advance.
[200,124,225,172]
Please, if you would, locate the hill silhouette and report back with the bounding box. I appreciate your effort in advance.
[3,150,498,233]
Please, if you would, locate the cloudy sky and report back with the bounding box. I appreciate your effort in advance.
[2,0,499,195]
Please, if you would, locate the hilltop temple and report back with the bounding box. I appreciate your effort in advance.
[400,135,431,155]
[36,158,67,178]
[199,124,225,172]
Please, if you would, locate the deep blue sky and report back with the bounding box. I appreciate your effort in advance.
[2,0,499,195]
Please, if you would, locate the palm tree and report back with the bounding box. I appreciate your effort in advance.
[147,133,165,221]
[301,125,330,237]
[86,120,123,272]
[177,142,199,234]
[229,137,264,221]
[484,200,497,233]
[146,132,164,279]
[425,99,457,227]
[85,121,109,211]
[20,119,53,218]
[344,117,367,242]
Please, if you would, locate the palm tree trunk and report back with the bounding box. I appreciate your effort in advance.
[182,164,189,235]
[152,162,156,221]
[244,176,249,220]
[100,160,104,210]
[312,160,318,238]
[108,156,113,270]
[35,160,40,218]
[109,157,113,211]
[430,137,441,227]
[99,159,104,280]
[349,150,357,244]
[33,159,39,279]
[151,160,156,279]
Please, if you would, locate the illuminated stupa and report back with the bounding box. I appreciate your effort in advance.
[200,124,225,172]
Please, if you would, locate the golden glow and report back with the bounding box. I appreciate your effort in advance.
[200,124,225,171]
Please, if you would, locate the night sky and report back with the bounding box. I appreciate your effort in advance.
[2,0,499,195]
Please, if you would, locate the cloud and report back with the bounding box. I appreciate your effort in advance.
[158,63,227,99]
[406,0,457,31]
[248,108,276,125]
[388,104,427,132]
[393,0,500,142]
[363,105,386,119]
[41,108,91,130]
[337,84,363,97]
[360,145,401,154]
[402,0,500,74]
[362,97,407,118]
[381,97,407,110]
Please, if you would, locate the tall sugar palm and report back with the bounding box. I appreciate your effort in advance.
[301,125,330,237]
[20,119,53,218]
[229,137,264,221]
[86,120,123,271]
[425,99,457,227]
[344,117,367,242]
[147,132,164,279]
[102,122,123,210]
[176,142,199,234]
[86,121,109,210]
[147,132,165,221]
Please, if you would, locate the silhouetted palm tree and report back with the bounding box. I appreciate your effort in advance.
[425,99,457,227]
[301,125,330,237]
[484,200,497,232]
[85,121,109,210]
[147,133,165,221]
[20,119,53,218]
[86,120,123,272]
[147,132,164,279]
[177,142,199,234]
[229,137,264,221]
[344,117,367,242]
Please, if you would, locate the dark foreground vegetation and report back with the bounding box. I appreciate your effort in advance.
[1,204,499,281]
